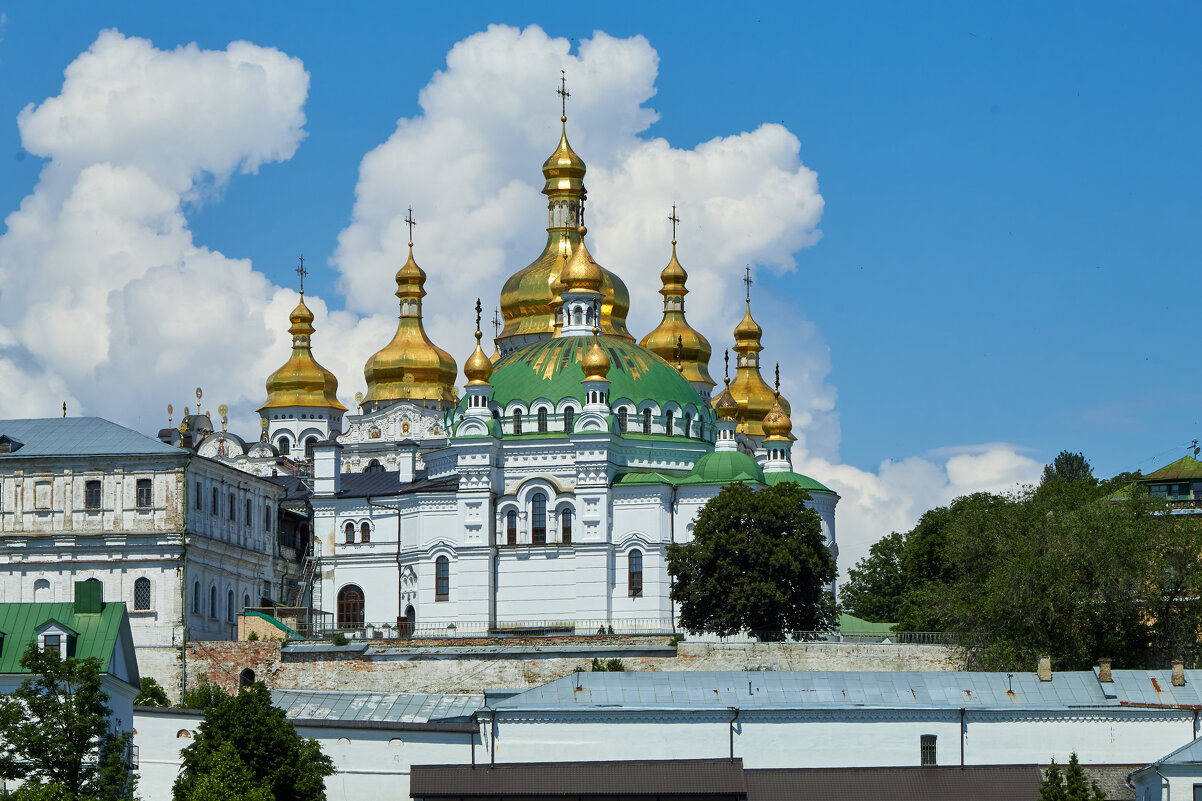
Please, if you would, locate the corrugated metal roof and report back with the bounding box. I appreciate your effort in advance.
[494,670,1202,712]
[270,689,484,723]
[0,601,127,674]
[411,759,747,797]
[0,417,180,457]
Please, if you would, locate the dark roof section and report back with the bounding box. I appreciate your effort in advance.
[411,759,747,798]
[745,765,1043,801]
[264,474,311,502]
[334,470,460,498]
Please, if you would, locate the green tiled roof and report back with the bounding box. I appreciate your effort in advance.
[0,602,131,677]
[1144,456,1202,482]
[484,336,710,415]
[678,450,765,485]
[763,471,838,495]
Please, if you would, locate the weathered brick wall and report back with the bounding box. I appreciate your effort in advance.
[163,638,963,700]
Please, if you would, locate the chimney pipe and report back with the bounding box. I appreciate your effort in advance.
[1173,661,1186,687]
[1037,654,1052,682]
[1098,658,1113,683]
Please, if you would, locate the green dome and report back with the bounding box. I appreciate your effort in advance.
[680,450,765,485]
[763,471,838,495]
[484,335,710,415]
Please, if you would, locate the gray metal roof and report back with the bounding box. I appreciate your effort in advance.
[493,670,1202,712]
[270,689,483,723]
[0,417,181,458]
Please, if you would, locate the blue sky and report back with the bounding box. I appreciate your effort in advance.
[1,2,1198,568]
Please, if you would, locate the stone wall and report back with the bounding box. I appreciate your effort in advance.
[145,638,963,702]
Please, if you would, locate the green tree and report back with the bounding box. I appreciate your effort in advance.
[177,742,274,801]
[839,531,905,623]
[179,673,231,710]
[1040,754,1104,801]
[135,676,170,707]
[0,642,135,799]
[1041,450,1094,485]
[173,683,334,801]
[667,482,836,639]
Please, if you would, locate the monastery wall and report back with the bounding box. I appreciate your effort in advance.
[139,638,963,703]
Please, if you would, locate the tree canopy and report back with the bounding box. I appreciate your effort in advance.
[841,456,1201,670]
[667,482,836,638]
[0,642,135,800]
[173,682,334,801]
[1041,450,1094,485]
[1039,753,1105,801]
[839,531,906,623]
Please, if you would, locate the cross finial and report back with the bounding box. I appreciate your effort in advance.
[492,307,502,339]
[724,349,730,385]
[474,298,482,334]
[774,362,780,395]
[675,335,684,372]
[296,255,308,294]
[404,207,416,246]
[557,71,570,120]
[743,265,753,302]
[669,204,680,243]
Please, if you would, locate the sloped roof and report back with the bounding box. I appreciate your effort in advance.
[0,601,134,683]
[270,688,483,723]
[1144,455,1202,481]
[746,765,1043,801]
[0,417,180,458]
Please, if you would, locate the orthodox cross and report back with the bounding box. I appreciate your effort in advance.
[492,308,502,339]
[404,207,417,246]
[557,71,570,118]
[668,204,680,243]
[743,265,753,302]
[675,335,684,371]
[724,349,730,384]
[475,298,482,333]
[774,363,781,395]
[296,255,308,294]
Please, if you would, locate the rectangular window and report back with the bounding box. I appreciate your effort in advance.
[628,550,643,598]
[136,479,152,508]
[920,734,937,766]
[228,492,236,522]
[245,498,252,526]
[42,634,61,655]
[212,487,219,515]
[435,557,449,601]
[1192,784,1202,801]
[195,482,203,510]
[34,481,52,510]
[264,506,272,532]
[84,480,101,510]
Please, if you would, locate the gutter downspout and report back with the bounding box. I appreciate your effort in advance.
[960,708,966,768]
[1194,708,1198,740]
[490,709,497,767]
[729,707,740,761]
[1155,769,1170,801]
[669,484,678,633]
[180,455,192,700]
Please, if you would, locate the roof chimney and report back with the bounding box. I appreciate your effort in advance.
[1098,658,1113,683]
[1172,660,1186,687]
[1037,654,1052,682]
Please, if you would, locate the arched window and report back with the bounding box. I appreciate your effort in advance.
[685,413,692,438]
[227,589,235,622]
[360,522,371,544]
[337,585,364,628]
[344,522,355,544]
[134,577,151,611]
[278,436,291,456]
[643,409,652,434]
[628,550,643,598]
[531,493,547,546]
[561,509,572,544]
[244,593,251,610]
[34,579,51,602]
[239,668,256,689]
[665,409,674,436]
[537,408,548,434]
[304,437,317,460]
[563,407,575,433]
[435,556,450,601]
[506,510,517,546]
[618,407,628,434]
[512,410,522,435]
[364,459,384,473]
[192,581,201,613]
[209,586,218,619]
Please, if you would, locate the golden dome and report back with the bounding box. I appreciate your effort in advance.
[582,332,611,382]
[727,300,777,437]
[639,242,715,391]
[258,295,347,413]
[497,118,633,349]
[560,226,604,292]
[464,332,494,386]
[363,245,459,408]
[713,385,739,420]
[762,394,792,441]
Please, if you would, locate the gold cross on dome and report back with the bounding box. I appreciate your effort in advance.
[404,207,417,246]
[296,255,308,294]
[557,71,571,118]
[743,265,753,302]
[492,308,502,338]
[475,298,482,332]
[669,205,680,242]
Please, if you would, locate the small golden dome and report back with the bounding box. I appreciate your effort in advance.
[582,332,611,382]
[363,245,458,407]
[733,302,763,349]
[728,300,776,436]
[541,120,587,195]
[560,226,603,292]
[639,241,715,390]
[761,394,792,441]
[713,386,739,420]
[259,295,347,413]
[464,311,494,388]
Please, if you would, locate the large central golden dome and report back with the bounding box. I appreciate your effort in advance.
[496,118,632,351]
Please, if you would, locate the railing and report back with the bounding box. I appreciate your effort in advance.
[324,618,677,641]
[683,630,962,645]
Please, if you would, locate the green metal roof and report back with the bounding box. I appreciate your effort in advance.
[245,610,301,639]
[677,450,765,485]
[838,613,897,635]
[484,335,710,415]
[0,601,131,677]
[763,471,838,495]
[1144,456,1202,482]
[613,469,690,486]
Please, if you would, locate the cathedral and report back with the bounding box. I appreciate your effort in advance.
[197,106,838,634]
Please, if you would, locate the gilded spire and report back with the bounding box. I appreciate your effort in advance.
[258,280,347,413]
[761,363,793,442]
[724,267,777,437]
[464,299,494,387]
[712,348,738,419]
[639,206,715,393]
[363,215,459,409]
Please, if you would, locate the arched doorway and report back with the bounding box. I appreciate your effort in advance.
[239,668,256,689]
[336,585,364,628]
[400,604,416,637]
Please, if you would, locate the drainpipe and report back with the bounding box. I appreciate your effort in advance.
[1155,769,1170,801]
[960,708,966,768]
[669,485,678,633]
[490,709,497,767]
[180,457,192,699]
[1194,709,1198,740]
[729,707,740,761]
